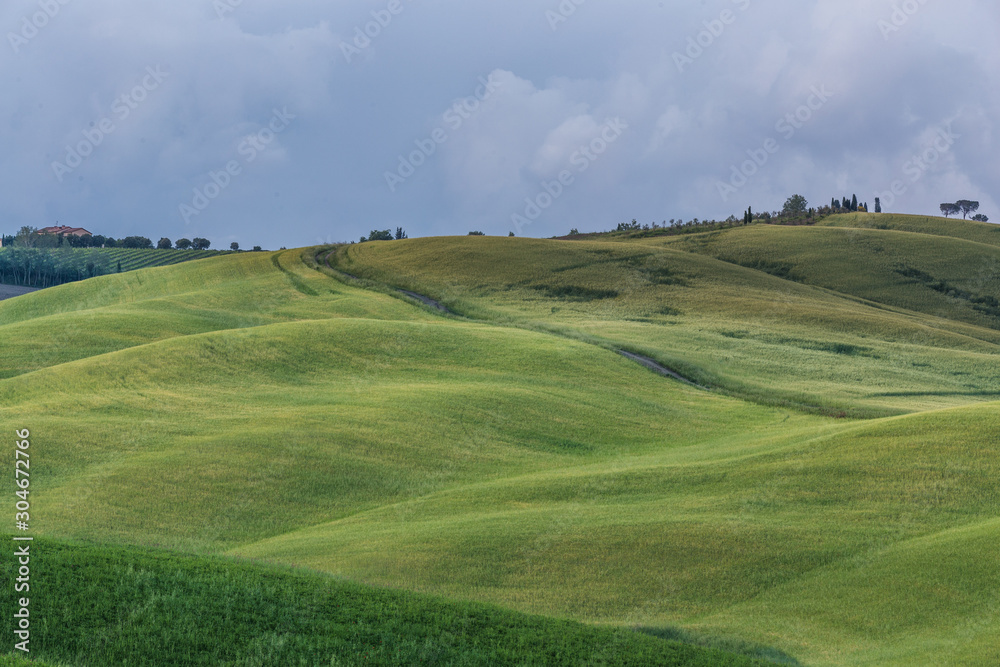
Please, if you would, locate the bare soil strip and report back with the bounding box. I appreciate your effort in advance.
[617,350,708,390]
[399,289,451,314]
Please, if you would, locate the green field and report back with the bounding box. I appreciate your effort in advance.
[1,214,998,665]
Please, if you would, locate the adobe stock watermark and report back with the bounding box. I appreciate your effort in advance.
[340,0,413,64]
[874,121,959,211]
[511,117,628,235]
[51,66,170,184]
[179,107,296,224]
[673,0,751,73]
[546,0,587,32]
[878,0,932,40]
[8,0,73,54]
[385,73,503,193]
[716,84,833,202]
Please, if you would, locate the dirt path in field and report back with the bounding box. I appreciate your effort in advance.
[0,284,38,301]
[320,248,704,389]
[617,351,707,389]
[322,249,453,314]
[398,289,451,313]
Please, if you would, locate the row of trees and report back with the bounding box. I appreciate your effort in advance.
[940,200,987,221]
[0,247,114,288]
[2,227,224,251]
[359,228,408,242]
[828,194,869,213]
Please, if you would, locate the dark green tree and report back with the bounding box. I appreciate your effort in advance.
[192,237,212,250]
[956,200,980,219]
[783,195,808,216]
[851,194,858,211]
[121,236,153,249]
[157,238,172,249]
[940,203,960,218]
[175,238,192,250]
[14,226,39,248]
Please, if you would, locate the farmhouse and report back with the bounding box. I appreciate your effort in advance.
[39,225,92,238]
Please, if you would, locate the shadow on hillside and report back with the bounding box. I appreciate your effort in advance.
[634,625,803,666]
[0,284,40,301]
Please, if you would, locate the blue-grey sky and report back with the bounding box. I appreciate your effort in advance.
[3,0,998,249]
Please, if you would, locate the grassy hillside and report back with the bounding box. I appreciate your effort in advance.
[1,539,768,666]
[659,220,1000,331]
[818,212,1000,247]
[333,236,1000,416]
[234,400,1000,665]
[2,231,998,665]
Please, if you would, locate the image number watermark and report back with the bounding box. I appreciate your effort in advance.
[13,429,33,654]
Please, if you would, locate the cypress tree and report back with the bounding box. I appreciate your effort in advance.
[851,194,858,211]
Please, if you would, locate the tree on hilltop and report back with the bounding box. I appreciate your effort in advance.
[783,195,808,216]
[175,238,192,250]
[120,236,153,249]
[956,200,980,219]
[972,214,989,222]
[157,238,172,249]
[192,237,211,250]
[940,203,961,218]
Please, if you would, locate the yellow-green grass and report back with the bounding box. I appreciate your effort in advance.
[0,249,434,379]
[333,237,1000,416]
[4,240,998,665]
[818,212,1000,247]
[233,400,1000,666]
[5,311,823,553]
[658,222,1000,331]
[1,539,770,666]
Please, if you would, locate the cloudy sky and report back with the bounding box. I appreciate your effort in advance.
[2,0,998,249]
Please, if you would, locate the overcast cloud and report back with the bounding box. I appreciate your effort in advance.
[2,0,998,248]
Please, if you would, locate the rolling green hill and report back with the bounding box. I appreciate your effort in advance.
[2,539,768,666]
[333,234,1000,417]
[1,217,998,665]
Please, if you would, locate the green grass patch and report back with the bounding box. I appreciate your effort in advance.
[0,538,768,666]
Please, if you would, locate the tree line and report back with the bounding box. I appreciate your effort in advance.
[2,226,218,251]
[0,247,113,288]
[940,200,987,221]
